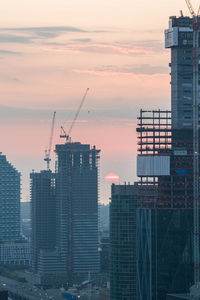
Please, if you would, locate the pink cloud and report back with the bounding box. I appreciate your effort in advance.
[73,68,167,77]
[46,42,165,56]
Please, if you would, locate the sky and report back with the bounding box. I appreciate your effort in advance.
[0,0,194,203]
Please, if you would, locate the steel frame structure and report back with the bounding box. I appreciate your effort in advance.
[137,110,194,300]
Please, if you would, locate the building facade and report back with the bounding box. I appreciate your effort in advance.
[137,110,194,300]
[0,242,30,265]
[165,16,198,129]
[55,142,100,275]
[0,153,21,242]
[110,183,137,300]
[136,14,200,299]
[0,153,30,265]
[30,170,58,273]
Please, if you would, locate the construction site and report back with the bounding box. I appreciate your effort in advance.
[136,1,200,299]
[30,87,102,286]
[137,110,193,300]
[28,1,200,299]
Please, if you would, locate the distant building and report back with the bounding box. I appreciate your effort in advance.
[0,153,21,242]
[110,183,137,300]
[0,153,30,265]
[30,170,63,273]
[21,201,31,219]
[21,219,31,240]
[0,241,30,265]
[55,142,100,275]
[21,202,31,240]
[99,234,109,274]
[38,249,66,275]
[99,204,109,232]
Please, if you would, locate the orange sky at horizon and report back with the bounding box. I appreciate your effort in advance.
[0,0,189,203]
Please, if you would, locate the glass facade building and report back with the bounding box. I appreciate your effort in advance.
[110,183,137,300]
[0,153,21,242]
[55,142,100,275]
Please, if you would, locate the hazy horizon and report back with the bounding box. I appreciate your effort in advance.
[0,0,191,203]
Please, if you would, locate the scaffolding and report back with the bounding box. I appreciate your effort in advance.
[137,110,171,209]
[137,109,172,155]
[137,110,196,210]
[137,110,194,300]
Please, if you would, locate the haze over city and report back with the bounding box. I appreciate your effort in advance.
[0,0,191,202]
[1,1,200,300]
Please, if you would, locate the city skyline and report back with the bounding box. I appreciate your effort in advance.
[0,0,191,203]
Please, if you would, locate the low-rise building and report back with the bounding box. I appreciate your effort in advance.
[0,241,30,265]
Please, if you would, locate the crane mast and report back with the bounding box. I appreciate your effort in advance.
[185,0,200,285]
[60,88,89,142]
[44,111,56,170]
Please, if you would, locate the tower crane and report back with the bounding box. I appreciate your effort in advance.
[185,0,200,285]
[60,88,89,143]
[44,111,56,170]
[186,0,196,16]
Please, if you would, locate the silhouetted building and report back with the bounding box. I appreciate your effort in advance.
[30,170,62,273]
[0,153,30,265]
[110,183,137,300]
[0,153,21,242]
[137,110,193,300]
[55,142,100,275]
[136,14,198,300]
[165,16,194,129]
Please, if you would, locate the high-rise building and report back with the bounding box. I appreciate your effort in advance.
[165,16,193,129]
[0,242,30,265]
[110,183,137,300]
[55,142,100,275]
[0,153,21,242]
[0,153,30,265]
[30,170,59,273]
[136,14,197,300]
[137,110,194,300]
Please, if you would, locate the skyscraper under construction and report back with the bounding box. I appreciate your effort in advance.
[55,142,100,275]
[137,15,199,299]
[31,141,100,277]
